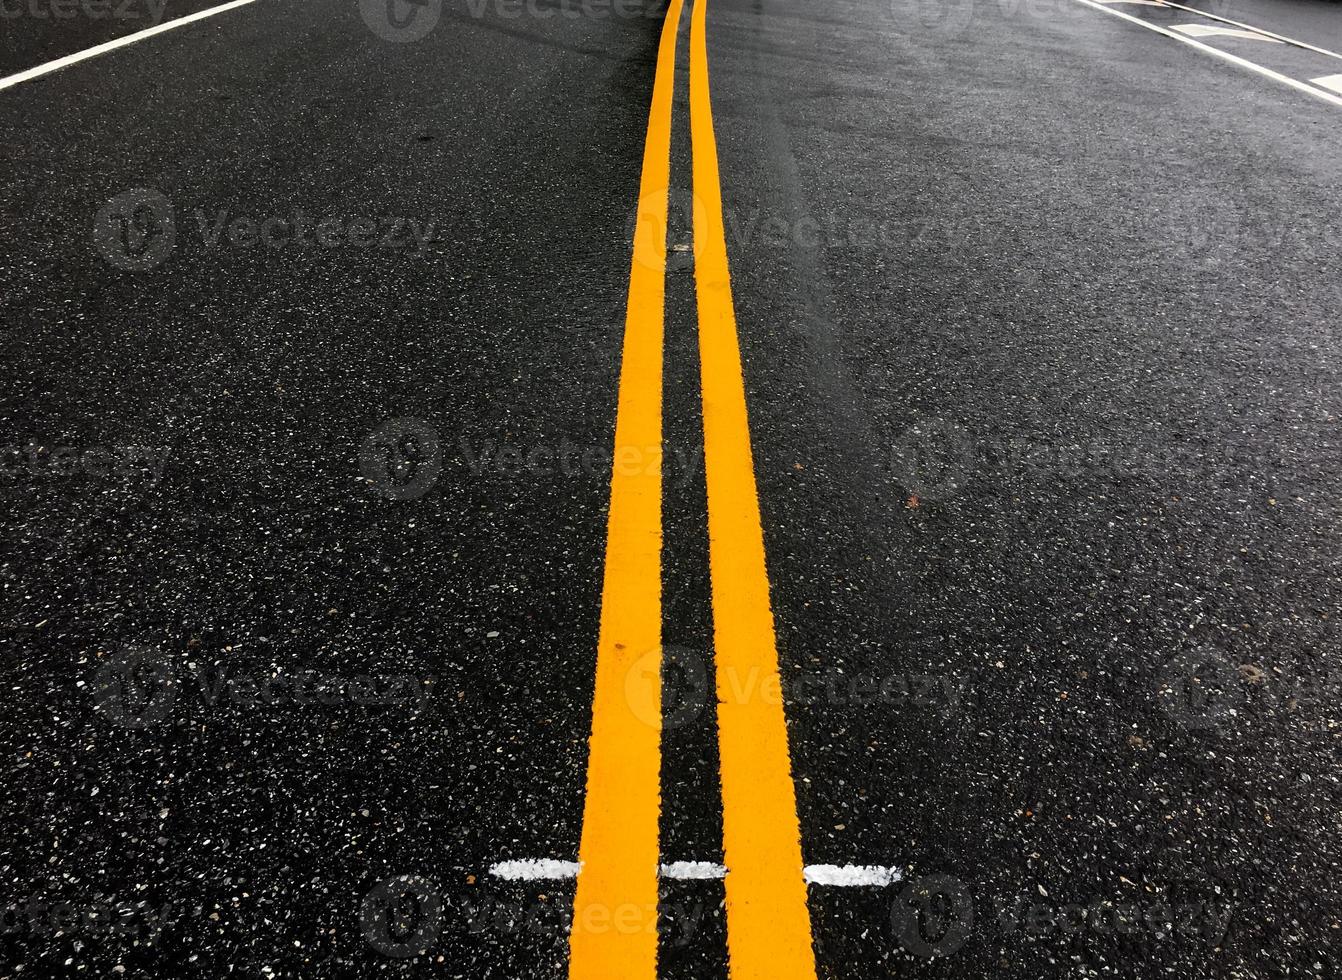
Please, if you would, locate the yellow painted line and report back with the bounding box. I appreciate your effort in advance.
[688,1,819,978]
[566,0,685,976]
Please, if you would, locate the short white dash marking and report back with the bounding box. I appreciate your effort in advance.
[488,859,582,881]
[0,0,260,94]
[661,861,726,880]
[487,858,902,886]
[803,864,903,887]
[1094,1,1168,7]
[1173,23,1281,42]
[1312,74,1342,95]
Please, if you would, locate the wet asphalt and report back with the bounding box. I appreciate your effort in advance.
[2,0,1341,977]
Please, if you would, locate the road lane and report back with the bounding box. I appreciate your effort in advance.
[2,0,1341,974]
[0,0,672,976]
[705,0,1342,976]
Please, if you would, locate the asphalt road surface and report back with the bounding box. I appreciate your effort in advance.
[2,0,1341,977]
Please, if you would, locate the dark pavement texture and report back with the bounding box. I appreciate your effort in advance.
[2,0,1341,976]
[0,0,232,76]
[707,0,1342,976]
[2,0,662,976]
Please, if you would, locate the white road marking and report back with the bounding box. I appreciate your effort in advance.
[1065,0,1342,110]
[802,864,903,887]
[1312,74,1342,95]
[1160,0,1342,62]
[1094,1,1168,7]
[1172,23,1281,42]
[487,859,903,886]
[490,859,583,881]
[0,0,260,94]
[661,861,727,880]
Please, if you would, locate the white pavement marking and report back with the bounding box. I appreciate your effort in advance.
[802,864,903,887]
[1173,23,1281,42]
[488,859,903,886]
[0,0,260,94]
[1066,0,1342,110]
[661,861,727,880]
[1094,1,1168,7]
[490,859,583,881]
[1160,0,1342,62]
[1312,74,1342,95]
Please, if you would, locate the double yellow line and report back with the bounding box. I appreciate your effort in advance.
[568,0,817,976]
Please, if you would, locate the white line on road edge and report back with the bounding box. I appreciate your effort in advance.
[1066,0,1342,110]
[1158,0,1342,63]
[488,860,903,886]
[0,0,260,94]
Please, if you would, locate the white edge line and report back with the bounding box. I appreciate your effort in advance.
[1159,0,1342,63]
[1066,0,1342,109]
[488,860,902,886]
[0,0,261,94]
